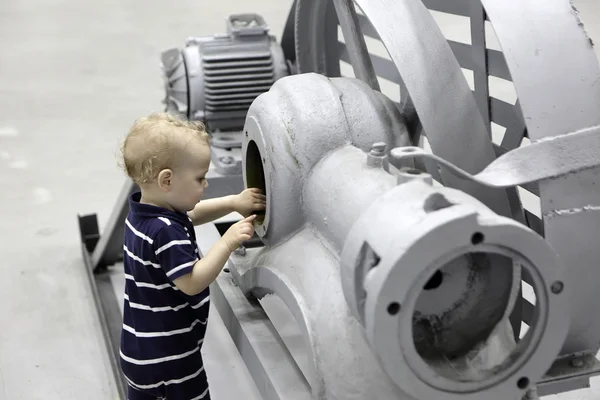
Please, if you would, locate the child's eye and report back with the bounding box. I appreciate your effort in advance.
[196,177,205,183]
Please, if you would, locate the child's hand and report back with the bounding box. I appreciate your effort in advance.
[222,215,257,251]
[233,188,266,217]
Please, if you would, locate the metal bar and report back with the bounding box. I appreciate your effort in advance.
[487,48,511,81]
[338,42,399,83]
[78,213,101,253]
[470,3,491,131]
[394,126,600,191]
[537,377,590,397]
[493,143,541,197]
[525,210,544,236]
[333,0,380,90]
[501,100,528,150]
[355,13,378,40]
[448,41,474,70]
[538,353,600,395]
[505,185,528,225]
[324,0,342,76]
[280,0,297,63]
[447,42,511,81]
[489,97,518,132]
[81,243,127,399]
[91,179,137,270]
[521,296,535,326]
[355,12,511,81]
[211,273,312,400]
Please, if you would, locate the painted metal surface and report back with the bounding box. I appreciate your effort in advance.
[232,73,573,399]
[294,0,600,370]
[341,179,568,400]
[239,74,413,399]
[480,0,600,357]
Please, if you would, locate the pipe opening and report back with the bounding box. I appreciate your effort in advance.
[410,250,539,384]
[245,139,267,224]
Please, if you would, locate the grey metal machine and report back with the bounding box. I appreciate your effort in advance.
[78,1,600,399]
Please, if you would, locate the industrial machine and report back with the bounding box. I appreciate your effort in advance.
[78,1,600,399]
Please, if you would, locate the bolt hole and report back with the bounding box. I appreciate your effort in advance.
[471,232,484,245]
[387,302,401,315]
[517,377,530,389]
[403,147,417,153]
[405,169,421,175]
[245,131,248,137]
[551,281,564,294]
[424,270,443,290]
[224,268,230,273]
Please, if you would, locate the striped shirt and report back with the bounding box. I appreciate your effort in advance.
[120,192,210,393]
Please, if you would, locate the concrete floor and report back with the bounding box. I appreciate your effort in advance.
[1,0,599,399]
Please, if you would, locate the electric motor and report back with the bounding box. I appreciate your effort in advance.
[160,14,289,132]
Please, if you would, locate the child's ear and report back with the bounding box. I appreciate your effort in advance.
[157,169,173,191]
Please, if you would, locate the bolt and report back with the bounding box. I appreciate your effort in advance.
[397,168,433,186]
[367,142,389,170]
[523,389,538,399]
[220,156,235,165]
[570,358,584,368]
[389,146,418,170]
[551,281,564,294]
[234,246,246,256]
[370,142,387,156]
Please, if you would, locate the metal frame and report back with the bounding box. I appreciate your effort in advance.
[210,274,311,400]
[78,215,129,398]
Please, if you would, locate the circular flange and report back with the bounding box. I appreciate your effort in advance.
[341,182,569,399]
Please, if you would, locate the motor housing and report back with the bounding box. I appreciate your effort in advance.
[160,14,289,175]
[161,14,289,131]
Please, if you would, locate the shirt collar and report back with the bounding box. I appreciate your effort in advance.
[128,192,191,226]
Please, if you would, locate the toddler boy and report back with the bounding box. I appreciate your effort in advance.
[118,112,266,400]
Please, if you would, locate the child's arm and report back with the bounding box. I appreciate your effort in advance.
[188,188,266,226]
[173,214,256,296]
[187,195,236,225]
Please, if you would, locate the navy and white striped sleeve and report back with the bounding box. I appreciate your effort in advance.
[153,224,198,281]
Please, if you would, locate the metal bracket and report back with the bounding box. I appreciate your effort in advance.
[538,353,600,396]
[211,273,312,400]
[390,124,600,188]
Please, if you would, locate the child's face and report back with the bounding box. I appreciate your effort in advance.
[166,142,211,212]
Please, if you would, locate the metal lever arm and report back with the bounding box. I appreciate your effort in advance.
[391,125,600,188]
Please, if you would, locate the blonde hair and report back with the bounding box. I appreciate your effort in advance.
[120,112,211,184]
